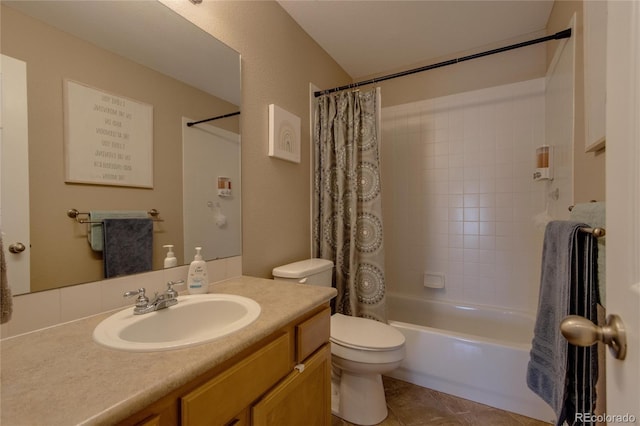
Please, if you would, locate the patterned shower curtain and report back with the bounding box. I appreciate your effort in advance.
[312,88,387,322]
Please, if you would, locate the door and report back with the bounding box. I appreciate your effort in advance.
[605,0,640,417]
[0,54,30,295]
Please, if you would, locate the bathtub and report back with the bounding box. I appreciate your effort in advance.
[385,293,555,422]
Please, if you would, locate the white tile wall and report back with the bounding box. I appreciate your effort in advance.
[382,79,554,313]
[0,256,242,338]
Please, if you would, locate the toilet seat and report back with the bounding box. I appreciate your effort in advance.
[330,313,405,351]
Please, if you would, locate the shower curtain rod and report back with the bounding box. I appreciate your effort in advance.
[314,28,572,97]
[186,111,241,127]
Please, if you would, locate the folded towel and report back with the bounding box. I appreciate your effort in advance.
[88,210,149,252]
[102,218,153,278]
[569,202,605,305]
[0,233,12,324]
[527,221,599,425]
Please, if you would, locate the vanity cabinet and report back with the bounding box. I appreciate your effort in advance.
[121,305,331,426]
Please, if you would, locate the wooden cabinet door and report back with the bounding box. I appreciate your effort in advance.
[252,344,331,426]
[182,333,291,426]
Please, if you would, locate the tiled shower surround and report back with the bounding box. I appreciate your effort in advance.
[381,78,554,313]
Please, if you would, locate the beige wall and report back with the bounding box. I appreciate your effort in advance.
[2,5,239,291]
[547,0,605,203]
[161,1,351,278]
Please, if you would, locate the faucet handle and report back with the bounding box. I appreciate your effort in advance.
[166,280,184,299]
[123,288,149,308]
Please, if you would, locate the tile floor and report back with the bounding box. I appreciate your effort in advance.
[331,377,551,426]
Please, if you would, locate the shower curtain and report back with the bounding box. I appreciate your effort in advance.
[312,88,387,322]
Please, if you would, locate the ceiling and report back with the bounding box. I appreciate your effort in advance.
[5,0,241,106]
[277,0,554,79]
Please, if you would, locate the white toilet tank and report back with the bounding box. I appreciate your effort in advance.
[272,258,334,286]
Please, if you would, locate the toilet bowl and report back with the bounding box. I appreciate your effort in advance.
[330,313,405,425]
[272,259,406,425]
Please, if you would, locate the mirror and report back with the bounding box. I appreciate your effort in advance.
[1,1,241,294]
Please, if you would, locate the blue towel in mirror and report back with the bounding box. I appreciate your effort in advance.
[89,210,149,252]
[103,218,153,278]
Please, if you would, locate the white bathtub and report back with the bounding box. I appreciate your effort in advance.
[385,293,555,422]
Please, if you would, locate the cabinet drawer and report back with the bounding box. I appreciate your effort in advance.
[296,307,330,362]
[181,333,290,426]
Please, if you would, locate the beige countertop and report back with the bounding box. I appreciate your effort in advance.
[0,276,336,425]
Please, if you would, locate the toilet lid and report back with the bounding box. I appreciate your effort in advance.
[330,313,405,351]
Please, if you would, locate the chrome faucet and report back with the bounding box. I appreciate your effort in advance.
[123,280,184,315]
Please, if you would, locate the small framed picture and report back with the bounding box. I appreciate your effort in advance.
[268,104,300,163]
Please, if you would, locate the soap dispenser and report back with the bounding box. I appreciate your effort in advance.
[163,245,178,268]
[187,247,209,294]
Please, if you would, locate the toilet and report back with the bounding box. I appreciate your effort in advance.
[272,259,405,425]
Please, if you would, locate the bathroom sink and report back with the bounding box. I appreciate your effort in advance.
[93,294,261,352]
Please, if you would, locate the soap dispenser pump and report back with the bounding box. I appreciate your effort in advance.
[163,245,177,268]
[187,247,208,294]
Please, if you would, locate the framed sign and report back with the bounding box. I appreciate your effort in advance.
[63,80,153,187]
[268,104,300,163]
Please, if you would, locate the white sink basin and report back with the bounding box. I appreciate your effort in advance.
[93,294,261,352]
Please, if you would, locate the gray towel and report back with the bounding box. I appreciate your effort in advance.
[103,218,153,278]
[0,234,12,324]
[89,210,149,252]
[527,220,599,426]
[569,202,605,305]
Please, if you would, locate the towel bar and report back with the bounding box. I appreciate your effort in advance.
[579,226,605,237]
[67,208,164,224]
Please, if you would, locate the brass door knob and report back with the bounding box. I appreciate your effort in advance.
[560,314,627,360]
[8,242,26,254]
